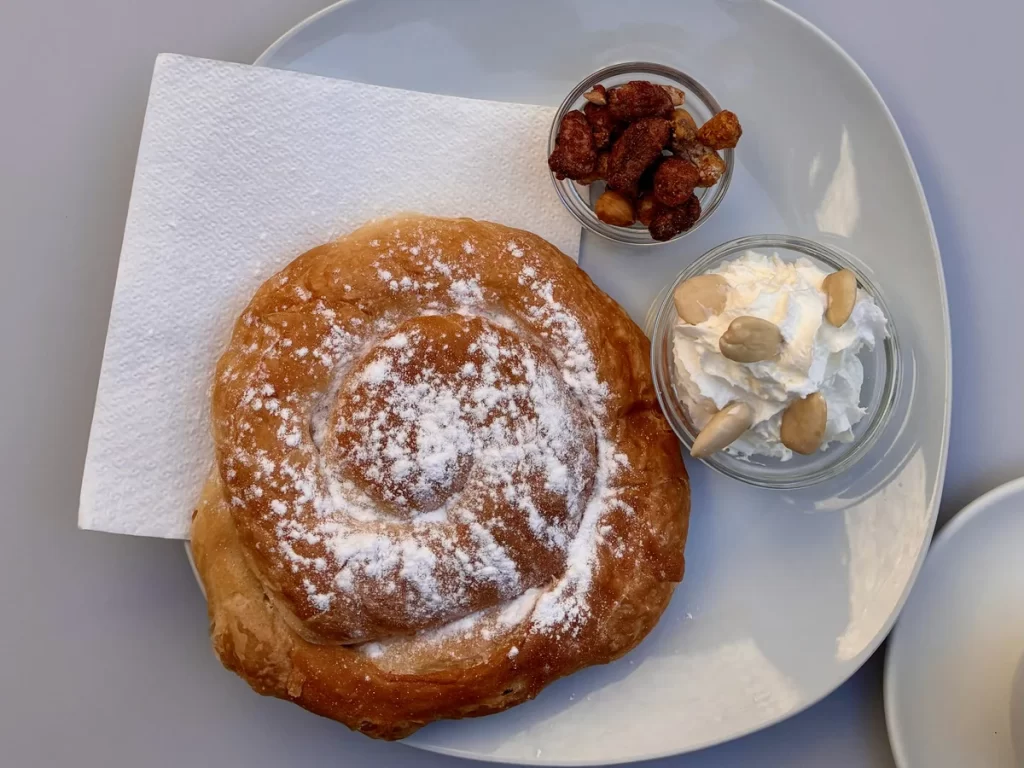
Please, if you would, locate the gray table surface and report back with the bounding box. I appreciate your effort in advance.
[2,0,1022,765]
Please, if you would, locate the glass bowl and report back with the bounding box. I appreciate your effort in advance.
[548,62,734,246]
[648,234,902,488]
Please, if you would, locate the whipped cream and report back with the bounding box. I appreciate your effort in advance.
[672,251,887,460]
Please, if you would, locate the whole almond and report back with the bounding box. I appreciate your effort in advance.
[583,87,607,106]
[822,269,857,327]
[780,392,828,455]
[661,85,686,106]
[691,402,754,458]
[671,108,698,143]
[719,316,784,363]
[594,190,635,227]
[673,274,729,324]
[679,141,727,187]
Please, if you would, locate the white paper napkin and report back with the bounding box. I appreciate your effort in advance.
[79,54,580,539]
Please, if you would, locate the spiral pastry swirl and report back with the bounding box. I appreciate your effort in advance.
[192,215,688,738]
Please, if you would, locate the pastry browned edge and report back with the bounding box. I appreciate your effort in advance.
[190,215,689,739]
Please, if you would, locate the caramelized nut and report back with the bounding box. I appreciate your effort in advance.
[780,392,828,455]
[696,110,743,150]
[594,190,636,227]
[695,150,727,187]
[681,142,727,187]
[583,101,617,150]
[653,157,700,207]
[548,111,597,180]
[671,108,698,144]
[577,152,609,185]
[661,85,686,106]
[583,84,607,105]
[607,117,672,193]
[608,80,675,122]
[557,80,740,203]
[636,193,658,227]
[648,195,701,241]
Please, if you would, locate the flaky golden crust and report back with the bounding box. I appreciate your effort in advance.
[191,215,689,739]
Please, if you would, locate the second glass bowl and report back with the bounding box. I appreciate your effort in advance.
[548,62,734,246]
[648,235,902,488]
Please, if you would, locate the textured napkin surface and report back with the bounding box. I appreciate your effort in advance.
[79,54,580,539]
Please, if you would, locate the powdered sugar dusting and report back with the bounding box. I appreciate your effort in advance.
[530,440,631,633]
[315,313,597,631]
[220,223,630,649]
[354,588,542,658]
[449,278,484,306]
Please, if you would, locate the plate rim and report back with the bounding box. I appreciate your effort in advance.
[883,475,1024,768]
[244,0,953,762]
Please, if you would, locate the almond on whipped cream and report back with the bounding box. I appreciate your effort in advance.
[672,251,887,460]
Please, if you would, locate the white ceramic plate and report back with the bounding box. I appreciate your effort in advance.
[885,478,1024,768]
[237,0,950,763]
